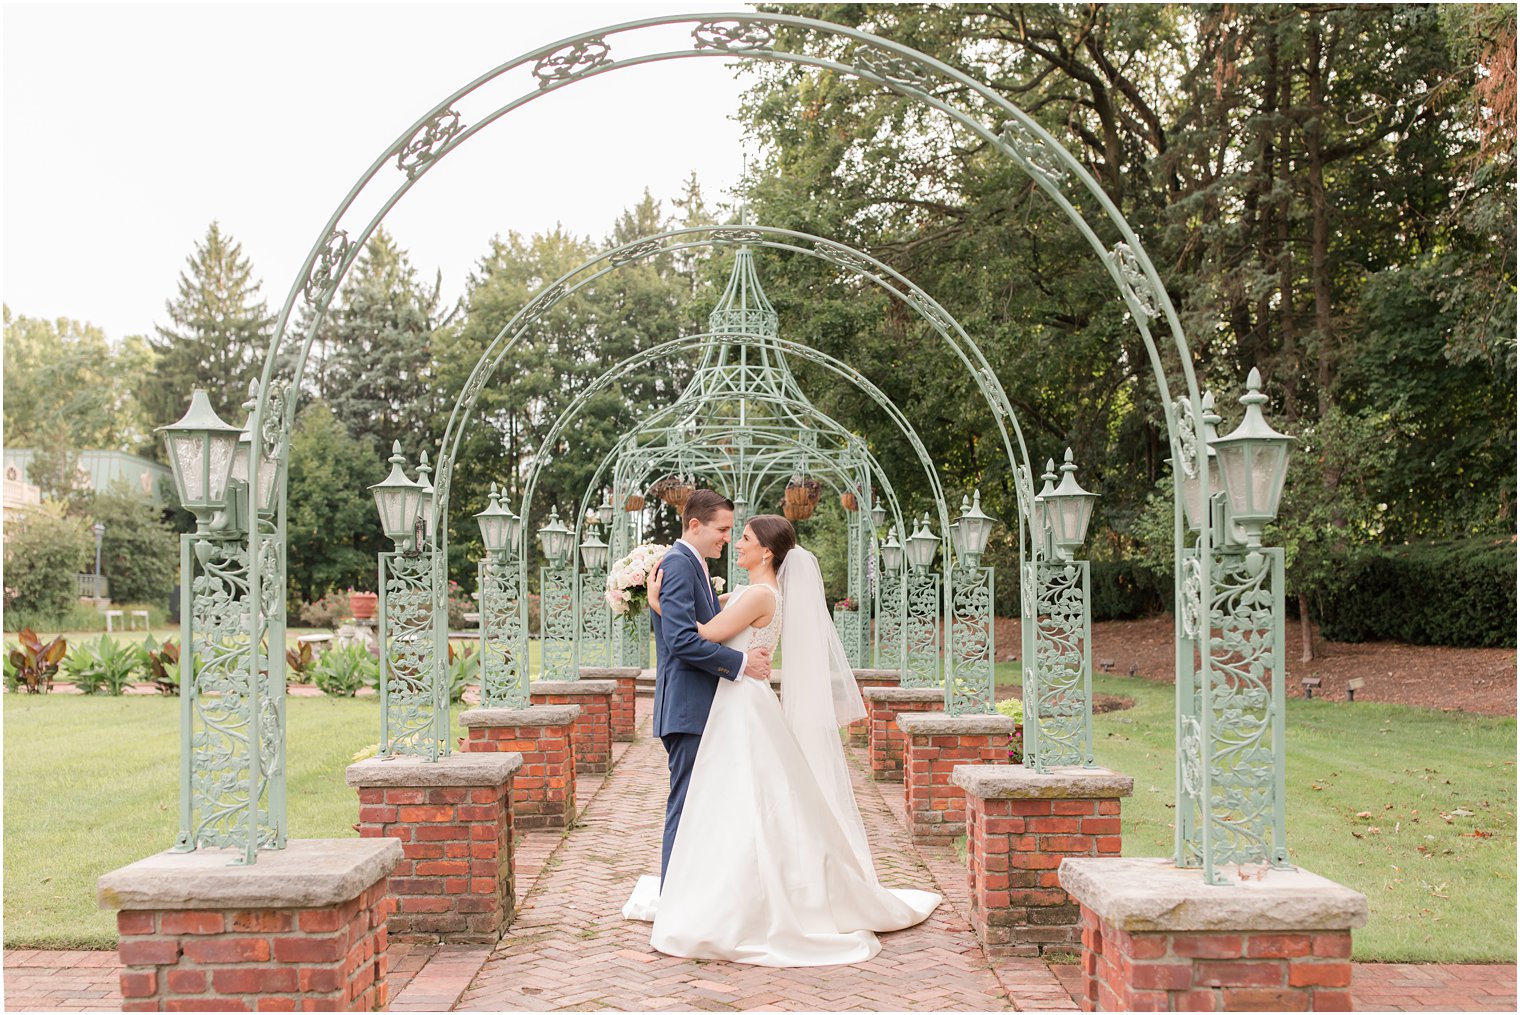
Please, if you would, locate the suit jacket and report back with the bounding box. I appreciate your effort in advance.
[651,542,744,738]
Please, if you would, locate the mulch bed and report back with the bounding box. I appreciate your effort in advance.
[994,615,1516,717]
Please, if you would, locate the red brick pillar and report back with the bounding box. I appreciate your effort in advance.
[1060,857,1367,1012]
[849,668,902,747]
[861,686,944,782]
[346,752,520,944]
[98,838,402,1012]
[529,679,615,774]
[952,764,1134,957]
[896,712,1016,843]
[580,666,641,742]
[460,704,579,830]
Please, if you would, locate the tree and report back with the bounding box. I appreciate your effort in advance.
[89,482,178,606]
[285,401,385,600]
[138,222,275,434]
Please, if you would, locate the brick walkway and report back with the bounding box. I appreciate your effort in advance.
[4,700,1515,1011]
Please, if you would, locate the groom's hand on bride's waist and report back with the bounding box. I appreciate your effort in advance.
[743,647,772,681]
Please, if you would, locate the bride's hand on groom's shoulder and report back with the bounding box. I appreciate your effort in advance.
[648,565,663,615]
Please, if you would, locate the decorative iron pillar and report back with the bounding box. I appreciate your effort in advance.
[173,530,286,863]
[379,550,443,761]
[1026,558,1094,769]
[539,563,576,680]
[479,557,529,708]
[902,569,941,688]
[944,563,995,716]
[1176,545,1289,883]
[577,565,612,668]
[875,566,905,669]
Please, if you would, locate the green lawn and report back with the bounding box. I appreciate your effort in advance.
[2,695,464,949]
[5,667,1513,961]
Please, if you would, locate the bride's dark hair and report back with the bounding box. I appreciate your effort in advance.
[745,514,796,570]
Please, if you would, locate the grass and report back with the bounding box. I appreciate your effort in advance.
[6,661,1512,961]
[994,666,1515,963]
[2,694,462,949]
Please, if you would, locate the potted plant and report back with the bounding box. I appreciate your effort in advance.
[348,588,379,621]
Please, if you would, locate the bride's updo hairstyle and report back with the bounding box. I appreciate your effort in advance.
[745,514,797,571]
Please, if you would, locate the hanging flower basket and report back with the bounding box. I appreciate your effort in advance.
[623,493,646,512]
[840,491,859,512]
[782,499,816,522]
[667,478,695,511]
[785,474,822,507]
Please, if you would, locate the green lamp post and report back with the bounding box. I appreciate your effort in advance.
[158,389,242,534]
[370,442,424,549]
[538,509,576,679]
[902,514,941,688]
[946,490,997,715]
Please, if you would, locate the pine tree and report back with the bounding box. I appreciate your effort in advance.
[138,222,275,431]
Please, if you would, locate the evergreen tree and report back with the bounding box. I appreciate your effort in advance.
[138,222,275,432]
[285,401,385,599]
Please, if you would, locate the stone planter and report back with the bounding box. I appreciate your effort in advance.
[348,592,378,621]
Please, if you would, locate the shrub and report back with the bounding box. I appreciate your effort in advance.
[1090,560,1170,621]
[143,637,181,696]
[310,645,378,697]
[446,582,475,630]
[995,697,1025,764]
[446,643,479,704]
[3,502,93,617]
[285,641,318,683]
[1308,537,1517,647]
[2,602,108,633]
[297,591,350,629]
[90,483,178,606]
[6,628,67,693]
[61,635,147,695]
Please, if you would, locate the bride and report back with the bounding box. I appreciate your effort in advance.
[622,514,940,966]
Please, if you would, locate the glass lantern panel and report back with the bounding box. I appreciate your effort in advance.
[1251,446,1284,516]
[230,442,250,484]
[172,435,205,501]
[1219,448,1251,515]
[375,490,403,536]
[206,434,238,503]
[253,455,279,512]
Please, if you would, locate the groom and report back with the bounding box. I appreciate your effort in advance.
[651,489,772,881]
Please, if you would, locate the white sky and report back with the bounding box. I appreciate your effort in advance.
[2,1,754,342]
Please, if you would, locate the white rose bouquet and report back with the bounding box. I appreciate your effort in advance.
[604,542,671,616]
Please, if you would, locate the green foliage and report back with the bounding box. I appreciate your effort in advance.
[89,482,178,606]
[2,602,108,635]
[296,590,351,629]
[285,402,384,600]
[2,502,94,616]
[1308,538,1517,647]
[446,643,479,704]
[137,222,275,433]
[143,637,180,696]
[61,635,146,695]
[309,645,378,698]
[5,629,67,693]
[1089,560,1170,621]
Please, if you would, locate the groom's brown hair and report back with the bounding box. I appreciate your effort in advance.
[682,489,734,528]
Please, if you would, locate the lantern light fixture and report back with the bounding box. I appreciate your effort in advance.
[1209,368,1296,547]
[1044,448,1098,556]
[158,389,242,532]
[880,528,904,573]
[957,489,995,563]
[537,508,574,564]
[906,513,939,571]
[579,524,609,571]
[475,483,514,560]
[369,442,424,547]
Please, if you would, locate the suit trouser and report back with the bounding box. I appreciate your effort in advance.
[660,732,702,884]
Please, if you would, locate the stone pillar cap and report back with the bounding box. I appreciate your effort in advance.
[861,686,945,703]
[951,763,1133,799]
[852,668,903,681]
[1059,857,1370,933]
[578,666,642,679]
[897,711,1015,736]
[98,838,403,912]
[459,703,581,727]
[345,752,522,788]
[530,679,617,695]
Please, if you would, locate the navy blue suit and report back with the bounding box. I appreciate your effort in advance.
[651,542,744,881]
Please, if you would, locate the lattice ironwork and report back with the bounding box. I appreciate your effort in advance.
[615,611,651,668]
[479,558,529,707]
[875,568,905,669]
[174,534,283,860]
[902,570,940,688]
[1177,547,1289,884]
[946,564,995,716]
[577,568,612,668]
[380,551,442,760]
[539,564,576,680]
[1027,559,1093,769]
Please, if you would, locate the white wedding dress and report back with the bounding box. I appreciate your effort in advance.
[622,567,941,966]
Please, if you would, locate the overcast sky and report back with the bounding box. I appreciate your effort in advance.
[2,1,754,342]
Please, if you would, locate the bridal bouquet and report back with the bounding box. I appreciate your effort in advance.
[605,543,670,616]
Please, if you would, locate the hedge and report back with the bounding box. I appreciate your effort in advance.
[1308,537,1517,648]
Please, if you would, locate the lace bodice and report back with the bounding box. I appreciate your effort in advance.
[728,583,783,653]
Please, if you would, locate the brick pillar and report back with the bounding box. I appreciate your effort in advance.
[849,668,902,747]
[1061,857,1367,1012]
[529,679,616,774]
[896,712,1016,844]
[952,764,1134,958]
[861,686,944,782]
[460,704,579,831]
[346,752,521,944]
[580,666,641,742]
[98,838,402,1012]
